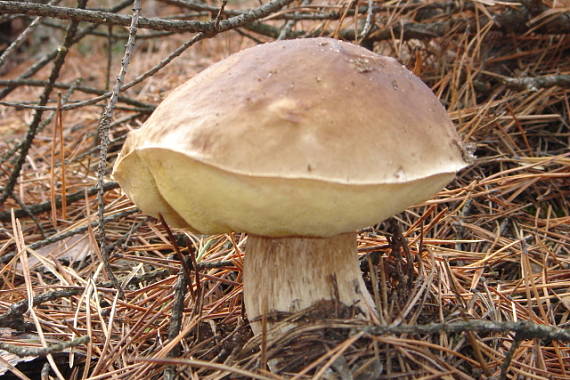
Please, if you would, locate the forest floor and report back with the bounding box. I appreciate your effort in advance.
[0,0,569,379]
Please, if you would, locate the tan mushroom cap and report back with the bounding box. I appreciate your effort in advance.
[113,37,467,237]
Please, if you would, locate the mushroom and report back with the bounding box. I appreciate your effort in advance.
[112,38,468,335]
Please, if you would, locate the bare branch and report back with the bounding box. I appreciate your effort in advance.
[0,336,89,357]
[503,74,570,91]
[363,320,570,342]
[95,0,142,297]
[0,182,120,222]
[0,0,298,33]
[0,79,154,110]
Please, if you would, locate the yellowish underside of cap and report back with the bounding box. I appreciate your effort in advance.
[112,148,189,229]
[127,148,454,237]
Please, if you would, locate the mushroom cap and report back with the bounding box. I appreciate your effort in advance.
[113,37,467,237]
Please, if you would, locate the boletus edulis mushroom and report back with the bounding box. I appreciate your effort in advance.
[112,37,468,336]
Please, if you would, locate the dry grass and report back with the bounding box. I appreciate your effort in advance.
[0,0,569,379]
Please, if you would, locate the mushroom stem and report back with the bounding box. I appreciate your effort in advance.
[244,232,375,335]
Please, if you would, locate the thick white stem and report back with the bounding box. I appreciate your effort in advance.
[244,232,375,335]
